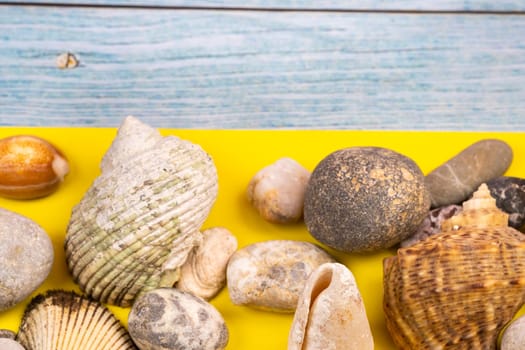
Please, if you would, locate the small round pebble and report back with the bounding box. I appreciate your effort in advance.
[0,208,54,311]
[501,314,525,350]
[247,157,310,224]
[0,338,25,350]
[128,288,228,350]
[304,147,430,253]
[425,139,512,207]
[486,176,525,231]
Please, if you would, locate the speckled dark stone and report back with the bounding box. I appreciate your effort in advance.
[303,147,431,253]
[425,139,512,208]
[486,176,525,231]
[128,288,228,350]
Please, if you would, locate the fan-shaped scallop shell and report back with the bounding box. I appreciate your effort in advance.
[65,116,218,307]
[16,290,137,350]
[383,184,525,349]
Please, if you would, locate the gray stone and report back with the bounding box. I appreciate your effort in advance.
[501,314,525,350]
[486,176,525,231]
[128,288,228,350]
[304,146,430,253]
[425,139,512,207]
[0,208,54,312]
[0,338,25,350]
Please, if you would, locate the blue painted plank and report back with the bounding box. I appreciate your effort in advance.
[2,0,525,11]
[1,6,525,130]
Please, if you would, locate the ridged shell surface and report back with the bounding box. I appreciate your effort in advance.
[16,290,137,350]
[383,184,525,349]
[65,116,218,307]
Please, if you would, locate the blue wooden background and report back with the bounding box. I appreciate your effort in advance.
[1,1,525,129]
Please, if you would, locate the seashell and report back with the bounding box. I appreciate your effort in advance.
[176,227,237,300]
[400,204,462,247]
[247,157,310,224]
[441,183,509,231]
[288,262,374,350]
[128,287,228,350]
[383,184,525,349]
[227,240,336,312]
[65,116,218,307]
[56,52,79,69]
[16,290,137,350]
[0,135,69,199]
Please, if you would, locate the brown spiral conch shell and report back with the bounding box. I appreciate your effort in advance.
[383,183,525,349]
[65,116,218,307]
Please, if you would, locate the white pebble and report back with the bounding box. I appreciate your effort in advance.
[501,314,525,350]
[247,157,310,224]
[0,338,26,350]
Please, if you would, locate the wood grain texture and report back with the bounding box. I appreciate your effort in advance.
[2,1,525,12]
[1,6,525,129]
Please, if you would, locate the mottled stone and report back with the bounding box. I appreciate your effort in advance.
[226,240,336,312]
[486,176,525,231]
[400,205,462,247]
[304,147,430,253]
[0,208,54,312]
[501,314,525,350]
[425,139,513,208]
[128,288,228,350]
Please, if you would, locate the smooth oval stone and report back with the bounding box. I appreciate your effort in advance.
[486,176,525,231]
[226,240,336,312]
[425,139,512,208]
[304,147,430,253]
[0,208,54,312]
[501,314,525,350]
[128,288,228,350]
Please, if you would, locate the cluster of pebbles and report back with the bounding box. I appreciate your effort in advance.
[1,118,525,350]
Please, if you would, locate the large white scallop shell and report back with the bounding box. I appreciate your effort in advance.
[65,116,218,307]
[288,263,374,350]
